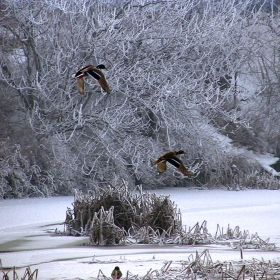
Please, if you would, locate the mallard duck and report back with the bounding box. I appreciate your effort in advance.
[153,150,194,177]
[72,64,110,95]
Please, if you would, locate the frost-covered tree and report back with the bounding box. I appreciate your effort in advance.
[240,10,280,155]
[0,0,275,195]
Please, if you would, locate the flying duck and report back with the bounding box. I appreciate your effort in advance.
[153,150,194,177]
[72,64,110,95]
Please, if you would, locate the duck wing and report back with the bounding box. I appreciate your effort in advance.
[76,76,85,95]
[73,65,110,94]
[166,157,182,168]
[87,69,102,80]
[178,165,194,177]
[72,65,93,77]
[156,161,167,173]
[72,66,91,94]
[87,69,111,93]
[166,158,194,177]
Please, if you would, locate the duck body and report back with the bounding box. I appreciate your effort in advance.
[153,150,194,177]
[72,64,110,95]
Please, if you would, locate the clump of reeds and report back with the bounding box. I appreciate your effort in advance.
[65,181,182,245]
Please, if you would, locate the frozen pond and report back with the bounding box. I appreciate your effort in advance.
[0,188,280,279]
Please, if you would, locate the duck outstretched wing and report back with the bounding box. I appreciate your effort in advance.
[73,65,110,94]
[88,69,111,93]
[166,158,194,177]
[157,161,167,173]
[77,77,85,95]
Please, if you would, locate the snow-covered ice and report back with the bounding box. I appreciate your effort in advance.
[0,188,280,279]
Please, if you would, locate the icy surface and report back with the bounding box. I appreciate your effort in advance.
[0,189,280,279]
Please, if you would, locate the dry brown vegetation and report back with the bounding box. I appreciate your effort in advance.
[2,254,280,280]
[1,267,38,280]
[96,250,280,279]
[65,182,182,245]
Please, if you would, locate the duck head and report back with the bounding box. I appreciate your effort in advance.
[176,150,187,155]
[96,64,107,70]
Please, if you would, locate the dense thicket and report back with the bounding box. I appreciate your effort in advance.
[1,0,280,197]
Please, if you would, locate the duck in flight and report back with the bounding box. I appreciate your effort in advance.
[72,64,110,95]
[153,150,194,177]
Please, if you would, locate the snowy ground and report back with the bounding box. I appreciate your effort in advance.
[0,188,280,279]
